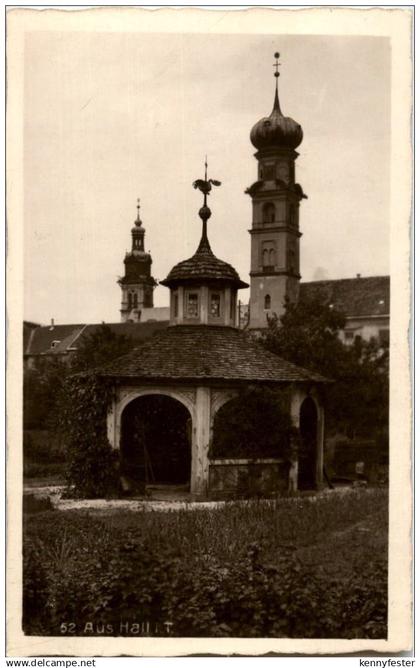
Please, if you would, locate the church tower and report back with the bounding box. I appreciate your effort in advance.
[118,200,157,322]
[247,53,307,330]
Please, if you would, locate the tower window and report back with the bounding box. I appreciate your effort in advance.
[210,293,221,318]
[133,293,138,309]
[262,202,275,224]
[173,292,179,318]
[186,292,199,319]
[262,249,269,266]
[262,241,276,269]
[264,165,275,180]
[264,294,271,310]
[128,293,132,309]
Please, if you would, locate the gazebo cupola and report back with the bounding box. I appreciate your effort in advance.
[161,161,248,327]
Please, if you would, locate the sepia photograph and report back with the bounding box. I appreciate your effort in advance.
[7,6,412,657]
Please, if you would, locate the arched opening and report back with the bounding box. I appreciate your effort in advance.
[120,394,192,488]
[264,294,271,310]
[211,388,292,460]
[262,202,275,224]
[298,397,318,489]
[127,292,132,309]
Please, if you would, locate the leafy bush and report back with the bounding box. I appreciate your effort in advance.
[23,490,388,638]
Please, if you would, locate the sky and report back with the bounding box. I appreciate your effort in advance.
[24,31,390,325]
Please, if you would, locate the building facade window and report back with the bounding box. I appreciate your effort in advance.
[264,294,271,310]
[186,292,199,319]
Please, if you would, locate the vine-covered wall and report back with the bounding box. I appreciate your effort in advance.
[59,373,120,498]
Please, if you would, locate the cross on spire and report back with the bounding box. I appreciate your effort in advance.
[136,198,141,221]
[273,51,281,78]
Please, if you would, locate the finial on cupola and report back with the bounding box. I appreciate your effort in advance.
[192,157,221,247]
[135,197,142,226]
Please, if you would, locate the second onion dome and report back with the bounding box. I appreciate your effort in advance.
[250,53,303,151]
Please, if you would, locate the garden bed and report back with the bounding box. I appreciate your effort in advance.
[23,488,388,639]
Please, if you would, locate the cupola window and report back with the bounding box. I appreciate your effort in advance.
[186,292,199,319]
[128,293,132,309]
[173,292,179,318]
[133,293,138,309]
[210,293,221,318]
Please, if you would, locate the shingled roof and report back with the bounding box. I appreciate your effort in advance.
[300,276,390,318]
[161,235,248,289]
[101,325,328,384]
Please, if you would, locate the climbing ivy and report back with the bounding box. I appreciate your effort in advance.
[59,373,120,498]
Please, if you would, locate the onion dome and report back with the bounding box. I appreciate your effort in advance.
[250,53,303,151]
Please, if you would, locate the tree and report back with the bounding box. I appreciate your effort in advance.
[262,298,389,441]
[23,324,137,480]
[70,323,134,373]
[24,356,70,432]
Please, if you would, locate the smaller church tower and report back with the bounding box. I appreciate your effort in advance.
[247,53,307,330]
[118,200,157,322]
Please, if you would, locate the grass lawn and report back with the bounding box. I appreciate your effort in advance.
[23,488,388,639]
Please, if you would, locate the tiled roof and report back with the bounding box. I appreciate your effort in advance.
[101,325,328,383]
[300,276,390,318]
[161,235,248,289]
[25,324,85,355]
[24,321,169,356]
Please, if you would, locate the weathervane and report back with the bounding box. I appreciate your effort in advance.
[192,158,221,243]
[192,157,221,207]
